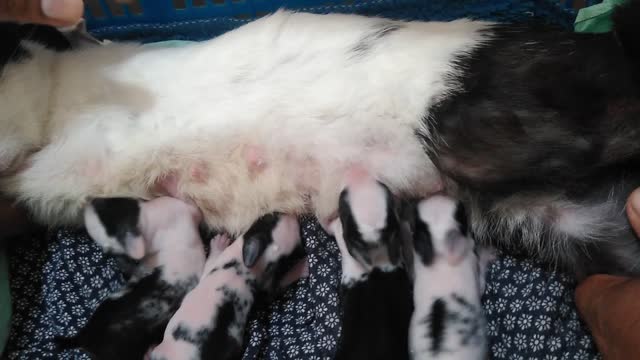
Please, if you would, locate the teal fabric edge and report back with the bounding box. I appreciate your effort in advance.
[0,247,10,356]
[574,0,628,33]
[142,39,197,48]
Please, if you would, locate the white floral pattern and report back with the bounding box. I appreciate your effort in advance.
[3,220,603,360]
[483,254,601,360]
[4,229,123,359]
[242,217,341,360]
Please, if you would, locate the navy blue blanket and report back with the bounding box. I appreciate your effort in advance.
[4,218,599,359]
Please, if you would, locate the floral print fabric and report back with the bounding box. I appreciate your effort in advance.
[3,217,600,359]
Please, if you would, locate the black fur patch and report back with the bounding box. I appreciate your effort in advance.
[55,269,197,360]
[0,23,71,68]
[413,208,435,266]
[172,323,208,344]
[112,254,143,281]
[338,181,401,266]
[612,0,640,67]
[222,260,240,271]
[167,301,242,360]
[422,20,640,190]
[260,244,305,295]
[200,301,243,360]
[90,198,141,245]
[448,293,486,347]
[417,0,640,278]
[351,21,403,57]
[335,268,413,360]
[338,188,373,265]
[242,213,280,267]
[454,201,469,236]
[199,223,219,248]
[380,183,402,265]
[426,298,447,355]
[218,285,254,310]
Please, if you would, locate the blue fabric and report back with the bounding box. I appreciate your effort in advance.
[4,2,604,359]
[243,218,342,360]
[3,221,600,360]
[86,0,583,43]
[83,0,601,34]
[3,230,122,359]
[483,256,600,360]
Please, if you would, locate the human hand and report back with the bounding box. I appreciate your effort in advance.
[625,188,640,235]
[574,189,640,359]
[0,0,136,27]
[0,0,84,27]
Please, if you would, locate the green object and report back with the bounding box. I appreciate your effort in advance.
[142,40,196,48]
[574,0,628,33]
[0,248,10,356]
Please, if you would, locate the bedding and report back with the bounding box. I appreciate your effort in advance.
[3,219,600,359]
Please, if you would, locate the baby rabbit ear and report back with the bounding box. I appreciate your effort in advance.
[454,200,469,236]
[242,213,280,267]
[444,200,472,265]
[242,233,268,268]
[413,224,435,266]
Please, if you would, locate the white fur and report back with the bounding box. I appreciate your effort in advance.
[343,169,390,244]
[330,219,368,283]
[0,41,54,172]
[202,234,231,279]
[151,215,302,359]
[0,10,493,235]
[137,197,206,284]
[410,196,489,360]
[151,239,252,360]
[331,172,401,277]
[261,214,301,265]
[84,196,206,284]
[475,192,628,268]
[83,204,134,256]
[410,261,486,360]
[416,196,462,256]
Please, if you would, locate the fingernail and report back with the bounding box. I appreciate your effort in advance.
[41,0,83,22]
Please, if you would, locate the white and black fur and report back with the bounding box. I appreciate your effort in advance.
[55,268,197,360]
[330,173,413,360]
[149,213,304,360]
[55,197,206,360]
[2,1,640,279]
[404,195,494,360]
